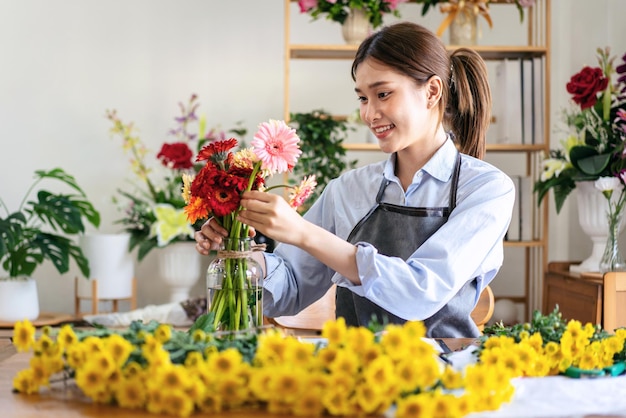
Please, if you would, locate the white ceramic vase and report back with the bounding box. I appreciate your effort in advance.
[0,277,39,322]
[570,181,626,273]
[77,233,135,299]
[157,241,202,303]
[341,8,371,45]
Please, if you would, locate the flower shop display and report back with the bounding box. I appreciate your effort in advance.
[534,47,626,272]
[106,94,247,262]
[11,315,515,418]
[297,0,407,43]
[0,168,100,321]
[183,120,317,331]
[412,0,535,45]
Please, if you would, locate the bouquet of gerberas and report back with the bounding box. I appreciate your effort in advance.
[107,94,247,261]
[183,119,317,331]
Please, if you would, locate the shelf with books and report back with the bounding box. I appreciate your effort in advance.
[283,0,551,322]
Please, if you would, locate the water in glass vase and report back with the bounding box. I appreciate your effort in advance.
[206,237,264,331]
[207,285,263,331]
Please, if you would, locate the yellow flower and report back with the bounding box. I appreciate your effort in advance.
[12,320,36,353]
[154,323,172,343]
[82,335,105,354]
[321,318,347,346]
[88,351,117,378]
[150,203,195,246]
[380,324,410,360]
[284,337,315,368]
[363,356,395,389]
[441,365,463,390]
[232,148,259,170]
[345,326,375,354]
[268,367,305,403]
[248,368,274,401]
[115,377,146,409]
[104,334,134,367]
[395,393,434,418]
[12,369,39,394]
[181,173,194,204]
[75,363,108,397]
[215,375,247,407]
[154,364,191,392]
[322,390,352,416]
[198,392,223,414]
[33,334,54,355]
[354,382,385,414]
[163,389,195,418]
[56,324,78,349]
[540,158,570,182]
[28,356,51,387]
[207,348,243,375]
[328,349,360,376]
[291,390,325,416]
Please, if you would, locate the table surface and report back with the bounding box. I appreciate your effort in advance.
[1,332,625,418]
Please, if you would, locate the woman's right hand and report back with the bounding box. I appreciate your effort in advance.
[194,218,228,255]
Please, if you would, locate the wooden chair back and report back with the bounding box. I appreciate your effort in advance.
[471,285,495,332]
[602,272,626,333]
[266,284,495,334]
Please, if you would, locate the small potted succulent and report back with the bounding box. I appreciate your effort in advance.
[0,168,100,322]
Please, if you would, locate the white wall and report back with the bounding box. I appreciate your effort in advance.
[1,0,625,314]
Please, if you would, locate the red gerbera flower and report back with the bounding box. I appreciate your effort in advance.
[196,138,238,163]
[207,183,241,217]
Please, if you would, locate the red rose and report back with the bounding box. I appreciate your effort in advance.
[157,142,193,169]
[566,66,608,110]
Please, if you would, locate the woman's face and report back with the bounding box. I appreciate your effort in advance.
[354,57,440,155]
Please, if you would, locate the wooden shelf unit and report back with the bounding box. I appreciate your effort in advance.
[283,0,551,320]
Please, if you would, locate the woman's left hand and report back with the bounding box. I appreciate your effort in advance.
[237,190,307,247]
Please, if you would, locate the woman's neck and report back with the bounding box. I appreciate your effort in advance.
[395,128,448,190]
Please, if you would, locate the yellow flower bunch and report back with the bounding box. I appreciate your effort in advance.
[480,313,626,378]
[12,317,514,418]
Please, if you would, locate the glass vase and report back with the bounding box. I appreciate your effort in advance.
[599,209,626,273]
[449,7,478,46]
[206,237,263,331]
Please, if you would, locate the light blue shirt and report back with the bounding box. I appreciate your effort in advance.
[263,138,515,321]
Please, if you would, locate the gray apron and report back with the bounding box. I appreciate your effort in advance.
[336,152,480,338]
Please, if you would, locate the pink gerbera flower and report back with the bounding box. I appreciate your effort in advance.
[251,119,301,174]
[288,175,317,209]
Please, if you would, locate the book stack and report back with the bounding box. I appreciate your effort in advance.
[489,57,545,145]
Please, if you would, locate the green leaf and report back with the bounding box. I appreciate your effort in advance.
[569,145,611,176]
[137,238,159,262]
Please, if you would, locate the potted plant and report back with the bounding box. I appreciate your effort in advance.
[289,109,359,209]
[0,168,100,322]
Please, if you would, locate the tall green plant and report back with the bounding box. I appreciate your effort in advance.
[0,168,100,279]
[289,110,358,207]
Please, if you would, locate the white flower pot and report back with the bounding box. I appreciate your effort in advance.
[341,8,371,45]
[157,241,202,303]
[0,277,40,322]
[571,181,626,273]
[77,233,135,299]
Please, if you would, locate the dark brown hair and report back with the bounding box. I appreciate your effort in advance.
[351,22,491,160]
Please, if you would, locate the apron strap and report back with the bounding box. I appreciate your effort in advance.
[375,178,391,204]
[448,152,462,211]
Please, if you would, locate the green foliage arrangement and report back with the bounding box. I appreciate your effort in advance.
[289,109,358,208]
[0,168,100,279]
